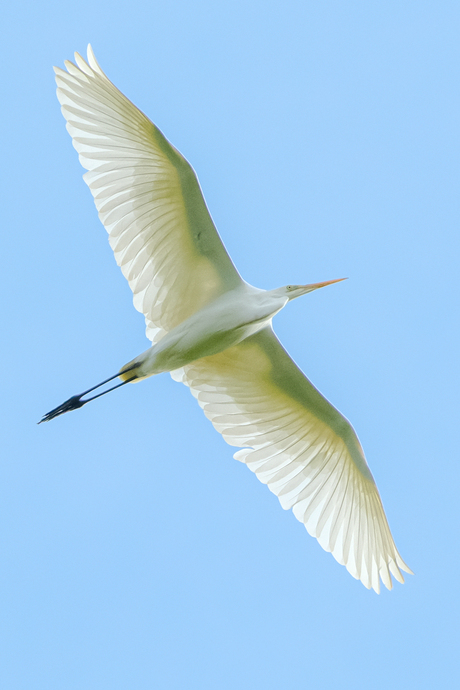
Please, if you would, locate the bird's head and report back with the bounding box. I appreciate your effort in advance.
[283,277,347,301]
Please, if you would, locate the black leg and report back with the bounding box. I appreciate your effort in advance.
[38,364,140,423]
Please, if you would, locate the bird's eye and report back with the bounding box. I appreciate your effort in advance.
[287,285,294,291]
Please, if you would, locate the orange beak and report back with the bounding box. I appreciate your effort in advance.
[300,277,347,292]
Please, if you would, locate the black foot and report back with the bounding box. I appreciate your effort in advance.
[38,395,86,424]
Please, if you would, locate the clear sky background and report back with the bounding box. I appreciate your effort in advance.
[1,1,459,688]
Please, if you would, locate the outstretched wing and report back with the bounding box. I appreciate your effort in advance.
[54,46,243,343]
[172,325,412,592]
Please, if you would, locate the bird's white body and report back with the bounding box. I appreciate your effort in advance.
[128,285,289,377]
[49,46,412,592]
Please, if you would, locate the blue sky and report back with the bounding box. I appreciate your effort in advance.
[1,1,459,688]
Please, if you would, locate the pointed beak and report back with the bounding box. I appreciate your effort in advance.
[300,277,347,294]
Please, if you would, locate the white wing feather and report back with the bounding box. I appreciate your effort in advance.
[54,46,242,343]
[172,326,412,592]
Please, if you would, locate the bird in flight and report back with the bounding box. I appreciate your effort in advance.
[41,46,412,592]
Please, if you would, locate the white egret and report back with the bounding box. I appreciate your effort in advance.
[41,46,412,592]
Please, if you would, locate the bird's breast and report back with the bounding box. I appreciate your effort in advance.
[138,288,287,376]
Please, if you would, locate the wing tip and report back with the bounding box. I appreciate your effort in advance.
[87,44,105,76]
[54,45,105,83]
